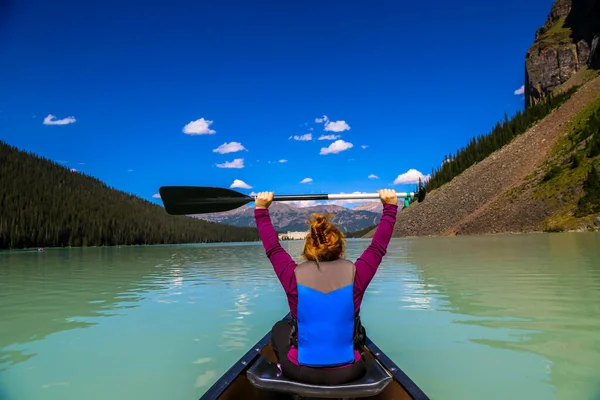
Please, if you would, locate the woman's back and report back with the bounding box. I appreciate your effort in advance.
[254,197,398,318]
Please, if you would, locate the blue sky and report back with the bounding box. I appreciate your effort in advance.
[0,0,553,208]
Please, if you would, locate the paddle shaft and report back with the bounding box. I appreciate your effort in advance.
[266,192,415,202]
[177,193,414,207]
[172,192,415,205]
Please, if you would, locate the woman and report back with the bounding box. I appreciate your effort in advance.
[253,189,398,385]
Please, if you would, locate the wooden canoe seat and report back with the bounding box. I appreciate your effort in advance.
[246,355,392,398]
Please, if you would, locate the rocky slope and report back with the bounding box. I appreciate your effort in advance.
[365,74,600,238]
[525,0,600,107]
[192,202,382,233]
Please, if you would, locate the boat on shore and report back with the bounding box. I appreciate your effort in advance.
[200,314,430,400]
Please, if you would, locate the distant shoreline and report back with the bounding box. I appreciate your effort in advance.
[5,229,600,253]
[0,241,266,252]
[382,228,599,240]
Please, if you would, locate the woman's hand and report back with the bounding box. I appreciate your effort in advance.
[377,189,398,205]
[255,191,274,209]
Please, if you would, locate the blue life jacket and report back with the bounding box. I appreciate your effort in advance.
[293,259,359,367]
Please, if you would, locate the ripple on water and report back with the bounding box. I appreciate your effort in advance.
[195,370,217,388]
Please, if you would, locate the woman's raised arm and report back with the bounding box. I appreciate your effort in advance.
[353,190,398,309]
[254,192,297,294]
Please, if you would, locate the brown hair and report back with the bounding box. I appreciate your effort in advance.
[300,213,346,265]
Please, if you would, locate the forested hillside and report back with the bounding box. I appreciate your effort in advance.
[0,141,259,249]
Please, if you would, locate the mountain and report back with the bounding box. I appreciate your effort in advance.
[0,141,259,249]
[352,201,384,213]
[525,0,600,108]
[193,202,383,233]
[365,0,600,238]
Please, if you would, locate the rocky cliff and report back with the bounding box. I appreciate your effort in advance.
[525,0,600,108]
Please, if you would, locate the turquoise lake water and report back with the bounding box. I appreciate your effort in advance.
[1,233,600,400]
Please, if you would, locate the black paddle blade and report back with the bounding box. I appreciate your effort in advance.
[417,188,426,202]
[158,186,253,215]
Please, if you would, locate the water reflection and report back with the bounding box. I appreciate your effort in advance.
[0,247,159,371]
[0,245,273,356]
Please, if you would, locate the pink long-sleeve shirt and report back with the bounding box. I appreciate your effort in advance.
[254,203,398,366]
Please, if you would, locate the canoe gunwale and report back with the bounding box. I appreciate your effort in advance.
[363,337,430,400]
[199,314,430,400]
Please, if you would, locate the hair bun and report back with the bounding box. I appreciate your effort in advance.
[301,212,346,264]
[309,213,333,228]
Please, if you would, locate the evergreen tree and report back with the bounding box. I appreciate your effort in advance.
[570,154,581,169]
[416,177,426,202]
[588,133,600,158]
[575,165,600,217]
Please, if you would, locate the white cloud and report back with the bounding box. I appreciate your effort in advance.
[300,177,313,184]
[249,191,257,196]
[43,114,76,125]
[279,159,288,163]
[152,193,161,198]
[213,142,247,154]
[291,133,312,141]
[182,118,216,135]
[216,158,244,168]
[368,174,379,179]
[318,134,341,140]
[320,139,353,155]
[70,168,77,172]
[230,179,252,189]
[315,115,351,132]
[324,120,351,132]
[361,145,368,149]
[393,169,430,185]
[514,85,525,95]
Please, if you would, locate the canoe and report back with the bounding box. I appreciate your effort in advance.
[199,314,430,400]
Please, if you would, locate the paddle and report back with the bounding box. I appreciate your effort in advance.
[158,186,426,215]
